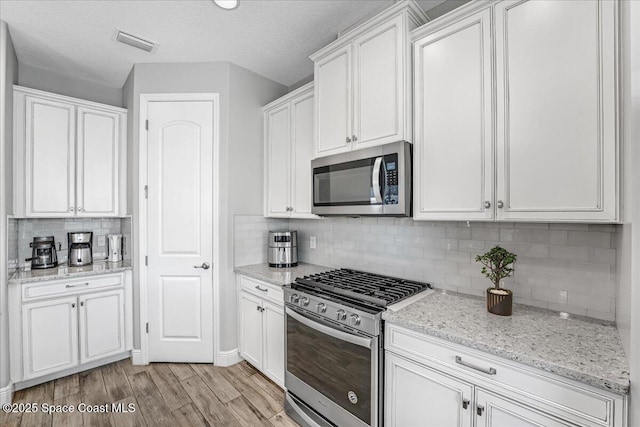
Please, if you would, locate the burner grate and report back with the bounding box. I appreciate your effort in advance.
[295,269,431,307]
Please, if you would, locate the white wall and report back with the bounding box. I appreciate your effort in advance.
[0,19,18,397]
[18,63,123,107]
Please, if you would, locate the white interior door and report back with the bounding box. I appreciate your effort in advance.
[147,99,214,362]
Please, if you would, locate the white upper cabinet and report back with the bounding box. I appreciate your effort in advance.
[494,0,618,222]
[413,8,493,221]
[14,86,127,218]
[412,0,619,222]
[264,83,317,218]
[311,1,428,158]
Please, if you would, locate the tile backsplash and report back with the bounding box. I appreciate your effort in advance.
[15,217,131,267]
[234,215,618,321]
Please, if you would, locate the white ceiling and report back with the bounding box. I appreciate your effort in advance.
[0,0,447,89]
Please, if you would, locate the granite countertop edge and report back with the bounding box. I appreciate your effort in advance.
[234,262,332,287]
[384,312,630,396]
[9,261,133,285]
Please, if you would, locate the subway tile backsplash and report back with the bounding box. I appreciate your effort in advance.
[234,215,618,322]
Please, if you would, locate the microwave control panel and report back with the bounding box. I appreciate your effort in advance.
[384,155,399,205]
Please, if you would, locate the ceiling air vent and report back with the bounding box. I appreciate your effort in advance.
[114,29,158,53]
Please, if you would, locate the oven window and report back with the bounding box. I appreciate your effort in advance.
[313,158,377,206]
[287,313,372,424]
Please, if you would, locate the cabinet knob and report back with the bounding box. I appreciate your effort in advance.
[346,136,351,143]
[462,399,470,410]
[352,135,357,142]
[497,200,504,209]
[484,201,491,209]
[71,303,76,308]
[70,207,74,212]
[77,207,83,212]
[80,301,84,307]
[477,405,485,416]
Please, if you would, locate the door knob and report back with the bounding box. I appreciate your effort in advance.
[194,262,211,270]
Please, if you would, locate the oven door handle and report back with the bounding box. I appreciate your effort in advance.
[372,156,384,204]
[286,307,372,349]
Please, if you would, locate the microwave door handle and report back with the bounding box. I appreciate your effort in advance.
[372,157,384,204]
[286,307,372,349]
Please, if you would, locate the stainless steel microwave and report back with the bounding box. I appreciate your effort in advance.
[311,141,412,216]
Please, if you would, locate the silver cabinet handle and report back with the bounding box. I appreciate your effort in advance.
[255,285,268,292]
[352,135,358,142]
[70,207,75,212]
[455,355,496,375]
[77,207,83,211]
[256,305,261,311]
[497,200,504,209]
[477,405,485,416]
[346,136,351,143]
[484,201,491,209]
[194,262,210,270]
[71,303,76,308]
[462,398,470,410]
[65,283,89,288]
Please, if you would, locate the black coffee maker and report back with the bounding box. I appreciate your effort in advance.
[27,236,58,269]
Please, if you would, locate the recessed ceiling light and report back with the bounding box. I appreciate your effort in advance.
[214,0,238,10]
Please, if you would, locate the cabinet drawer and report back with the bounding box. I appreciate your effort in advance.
[386,324,617,427]
[23,274,123,301]
[238,275,284,304]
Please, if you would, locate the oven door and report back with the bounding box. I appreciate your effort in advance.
[285,306,379,427]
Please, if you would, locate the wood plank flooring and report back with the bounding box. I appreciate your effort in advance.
[1,359,300,427]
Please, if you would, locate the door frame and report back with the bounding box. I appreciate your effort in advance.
[138,93,221,365]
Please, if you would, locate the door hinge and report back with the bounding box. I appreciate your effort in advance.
[146,322,149,333]
[145,255,148,266]
[145,119,149,131]
[144,185,148,199]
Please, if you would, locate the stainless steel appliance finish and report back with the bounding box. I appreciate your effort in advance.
[68,231,93,267]
[27,236,58,269]
[311,141,412,217]
[107,234,123,263]
[268,231,298,268]
[284,269,432,427]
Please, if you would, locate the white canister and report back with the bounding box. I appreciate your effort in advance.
[107,234,123,263]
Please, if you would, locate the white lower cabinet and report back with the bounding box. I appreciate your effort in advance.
[10,271,132,386]
[385,324,628,427]
[237,275,285,387]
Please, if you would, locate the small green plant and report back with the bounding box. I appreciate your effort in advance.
[475,246,517,289]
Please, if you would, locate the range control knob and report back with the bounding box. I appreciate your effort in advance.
[289,294,300,304]
[336,309,347,321]
[299,296,310,307]
[317,303,327,313]
[349,314,361,326]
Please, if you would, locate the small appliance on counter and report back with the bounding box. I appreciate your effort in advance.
[26,236,58,269]
[107,234,123,263]
[68,231,93,267]
[268,231,298,268]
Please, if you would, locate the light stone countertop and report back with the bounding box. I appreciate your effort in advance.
[235,262,333,287]
[9,260,132,285]
[383,290,630,395]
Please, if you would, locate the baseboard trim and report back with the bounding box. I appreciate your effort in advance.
[217,349,242,367]
[131,349,144,365]
[0,383,13,404]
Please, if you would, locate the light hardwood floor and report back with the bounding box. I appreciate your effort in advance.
[1,359,300,427]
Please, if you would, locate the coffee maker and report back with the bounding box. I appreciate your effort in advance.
[68,231,93,267]
[27,236,58,269]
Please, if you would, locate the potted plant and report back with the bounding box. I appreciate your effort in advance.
[475,246,517,316]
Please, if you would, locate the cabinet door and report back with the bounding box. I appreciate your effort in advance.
[239,291,263,369]
[353,15,405,148]
[495,0,618,221]
[385,353,474,427]
[76,107,121,217]
[413,8,494,221]
[476,389,574,427]
[265,104,291,217]
[78,289,125,364]
[315,45,352,157]
[24,96,76,217]
[22,296,79,380]
[262,301,284,387]
[290,90,316,217]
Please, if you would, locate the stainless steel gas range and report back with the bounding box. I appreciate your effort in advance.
[283,269,433,427]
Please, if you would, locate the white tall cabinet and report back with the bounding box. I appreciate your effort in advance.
[13,86,127,218]
[263,83,317,218]
[311,1,428,158]
[412,0,619,222]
